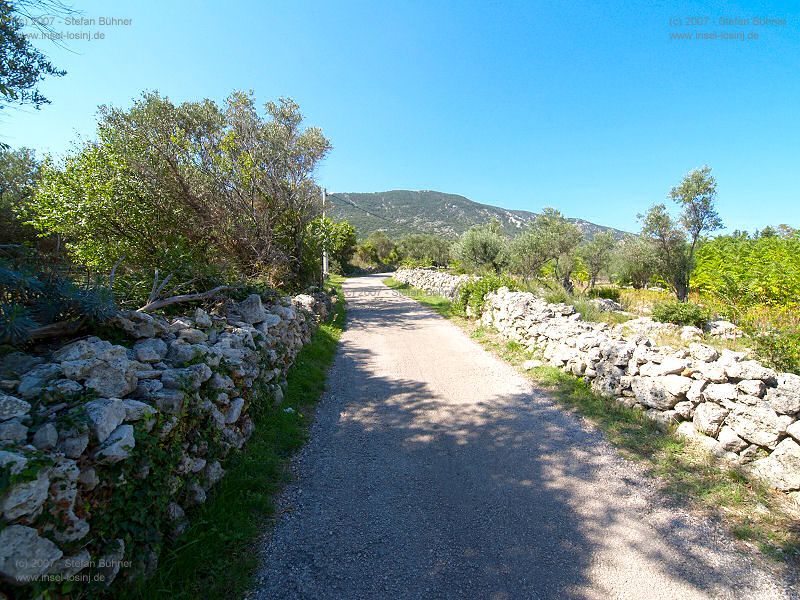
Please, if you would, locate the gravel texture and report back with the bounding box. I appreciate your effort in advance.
[250,274,797,599]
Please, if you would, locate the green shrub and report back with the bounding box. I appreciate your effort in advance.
[588,286,621,302]
[652,301,711,328]
[454,275,517,316]
[542,283,572,305]
[750,331,800,374]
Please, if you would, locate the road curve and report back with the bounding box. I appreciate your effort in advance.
[251,274,794,600]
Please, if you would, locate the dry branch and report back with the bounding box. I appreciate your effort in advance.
[137,285,232,313]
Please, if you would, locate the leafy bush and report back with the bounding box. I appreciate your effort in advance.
[652,301,711,328]
[0,262,115,345]
[451,221,508,274]
[454,275,517,316]
[693,233,800,310]
[739,305,800,374]
[588,286,621,301]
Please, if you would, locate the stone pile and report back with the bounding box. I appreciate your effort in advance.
[0,290,330,591]
[395,268,800,500]
[394,268,472,301]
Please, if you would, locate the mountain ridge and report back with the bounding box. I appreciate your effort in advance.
[327,190,629,240]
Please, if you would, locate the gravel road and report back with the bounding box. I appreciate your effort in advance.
[251,274,796,600]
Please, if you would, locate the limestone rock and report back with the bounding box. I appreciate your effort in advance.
[718,425,749,453]
[178,328,208,344]
[726,360,776,383]
[161,364,212,390]
[751,438,800,491]
[631,376,686,410]
[133,338,168,363]
[787,420,800,442]
[122,399,157,425]
[112,310,164,338]
[1,468,50,521]
[224,397,245,424]
[194,308,213,328]
[704,383,738,403]
[95,424,135,464]
[726,402,785,449]
[84,398,127,443]
[0,393,30,422]
[0,417,28,443]
[737,379,766,398]
[639,357,688,377]
[689,343,719,363]
[0,525,63,583]
[17,363,62,399]
[237,294,268,324]
[693,402,729,437]
[766,373,800,415]
[32,423,58,450]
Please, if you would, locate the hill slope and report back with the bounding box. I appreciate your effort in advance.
[327,190,628,240]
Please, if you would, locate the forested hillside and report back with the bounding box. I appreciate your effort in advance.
[328,190,628,240]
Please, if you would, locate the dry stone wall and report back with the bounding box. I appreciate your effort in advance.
[0,290,331,593]
[394,268,800,499]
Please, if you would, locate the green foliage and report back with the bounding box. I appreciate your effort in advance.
[588,286,621,301]
[640,166,722,301]
[25,91,331,291]
[611,234,658,289]
[0,146,41,243]
[0,256,116,345]
[397,233,451,267]
[693,234,800,310]
[304,217,357,276]
[353,231,399,269]
[652,301,711,328]
[507,208,582,282]
[579,231,616,287]
[0,1,66,110]
[453,274,517,316]
[451,219,508,274]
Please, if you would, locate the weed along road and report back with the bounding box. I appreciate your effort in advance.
[252,274,792,600]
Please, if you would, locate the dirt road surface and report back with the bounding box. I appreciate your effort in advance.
[252,274,795,600]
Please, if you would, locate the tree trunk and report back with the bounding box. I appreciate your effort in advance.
[562,273,574,294]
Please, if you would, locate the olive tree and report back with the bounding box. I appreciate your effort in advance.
[507,208,582,290]
[641,166,722,301]
[579,231,616,288]
[452,219,507,274]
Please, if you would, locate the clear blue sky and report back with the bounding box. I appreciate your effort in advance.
[3,0,798,233]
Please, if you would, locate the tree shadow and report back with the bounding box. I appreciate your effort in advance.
[253,275,795,600]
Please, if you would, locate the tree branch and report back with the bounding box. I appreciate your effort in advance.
[137,285,231,313]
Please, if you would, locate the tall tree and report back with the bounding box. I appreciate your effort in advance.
[0,0,66,111]
[507,208,582,290]
[452,219,507,274]
[0,146,40,243]
[579,231,616,288]
[641,166,722,301]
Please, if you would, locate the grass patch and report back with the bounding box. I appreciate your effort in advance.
[388,279,800,564]
[125,275,346,599]
[383,277,455,318]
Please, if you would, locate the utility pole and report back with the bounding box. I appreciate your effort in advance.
[322,188,329,282]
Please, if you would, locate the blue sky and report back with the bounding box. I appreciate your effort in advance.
[3,0,799,233]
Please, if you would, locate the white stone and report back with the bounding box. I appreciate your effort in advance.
[0,525,63,583]
[95,424,135,464]
[84,398,127,443]
[751,439,800,491]
[693,402,728,437]
[726,402,785,449]
[0,393,31,421]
